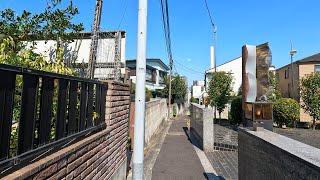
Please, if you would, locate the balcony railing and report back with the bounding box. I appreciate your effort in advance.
[0,64,107,172]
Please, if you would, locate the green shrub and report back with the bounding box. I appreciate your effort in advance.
[173,105,177,116]
[273,98,299,127]
[130,82,153,102]
[190,97,198,103]
[229,96,242,126]
[145,88,153,102]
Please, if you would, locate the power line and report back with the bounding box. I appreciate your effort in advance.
[175,61,205,75]
[173,63,179,74]
[159,0,172,60]
[204,0,215,28]
[117,0,128,30]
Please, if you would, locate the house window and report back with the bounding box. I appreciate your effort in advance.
[315,65,320,72]
[275,73,279,80]
[285,70,289,79]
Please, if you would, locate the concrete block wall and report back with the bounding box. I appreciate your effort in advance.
[238,128,320,180]
[145,99,168,145]
[129,99,168,149]
[3,81,130,180]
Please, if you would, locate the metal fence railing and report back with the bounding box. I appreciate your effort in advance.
[0,64,107,172]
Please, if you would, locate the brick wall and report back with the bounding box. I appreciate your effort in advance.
[3,81,130,180]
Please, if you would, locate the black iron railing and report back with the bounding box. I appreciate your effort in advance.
[0,64,107,171]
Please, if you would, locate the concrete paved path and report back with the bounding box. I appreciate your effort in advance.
[151,115,208,180]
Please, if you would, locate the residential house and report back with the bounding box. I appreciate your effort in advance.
[276,53,320,122]
[27,31,127,79]
[126,58,169,91]
[191,80,205,104]
[205,57,242,95]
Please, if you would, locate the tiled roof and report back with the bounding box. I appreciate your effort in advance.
[296,53,320,63]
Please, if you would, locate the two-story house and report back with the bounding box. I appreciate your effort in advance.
[276,53,320,122]
[126,58,169,91]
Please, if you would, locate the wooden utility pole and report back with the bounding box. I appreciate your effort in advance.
[87,0,103,79]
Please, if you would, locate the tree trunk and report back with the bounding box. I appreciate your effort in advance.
[219,112,221,125]
[214,106,217,123]
[313,118,316,130]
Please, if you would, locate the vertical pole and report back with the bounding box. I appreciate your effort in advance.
[290,40,294,99]
[88,0,103,79]
[213,26,217,122]
[168,59,172,119]
[133,0,147,179]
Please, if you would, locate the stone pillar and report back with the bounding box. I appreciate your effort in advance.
[202,107,214,152]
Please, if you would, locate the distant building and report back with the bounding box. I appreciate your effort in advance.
[126,58,169,91]
[27,31,127,79]
[191,80,205,104]
[193,80,205,86]
[205,57,242,95]
[276,53,320,122]
[205,57,276,96]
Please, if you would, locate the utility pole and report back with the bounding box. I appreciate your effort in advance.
[290,40,297,98]
[132,0,147,179]
[213,26,217,122]
[168,58,173,119]
[87,0,103,79]
[114,31,122,81]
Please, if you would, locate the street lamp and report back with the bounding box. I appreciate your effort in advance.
[290,40,297,98]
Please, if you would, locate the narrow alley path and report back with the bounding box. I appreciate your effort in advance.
[151,115,208,180]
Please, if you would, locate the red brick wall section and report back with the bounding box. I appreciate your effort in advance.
[3,81,130,180]
[129,102,135,150]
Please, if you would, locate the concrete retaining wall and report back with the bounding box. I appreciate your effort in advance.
[238,128,320,180]
[190,103,214,152]
[129,99,169,149]
[145,99,168,145]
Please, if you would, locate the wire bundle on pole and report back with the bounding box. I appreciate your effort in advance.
[160,0,173,62]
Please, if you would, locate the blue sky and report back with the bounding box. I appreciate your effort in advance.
[1,0,320,86]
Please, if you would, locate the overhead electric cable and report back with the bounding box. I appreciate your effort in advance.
[204,0,215,28]
[117,0,128,30]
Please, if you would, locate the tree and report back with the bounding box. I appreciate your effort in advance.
[300,72,320,130]
[237,84,242,96]
[267,72,281,101]
[208,71,233,122]
[0,1,84,156]
[161,74,187,104]
[130,83,153,102]
[273,98,300,127]
[229,96,242,126]
[0,0,84,63]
